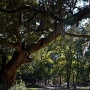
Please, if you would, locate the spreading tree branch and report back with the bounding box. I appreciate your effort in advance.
[27,23,63,54]
[0,38,17,48]
[64,7,90,25]
[0,5,90,53]
[65,32,90,38]
[0,5,62,22]
[27,30,90,54]
[0,5,90,25]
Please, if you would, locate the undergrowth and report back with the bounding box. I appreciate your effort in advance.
[9,80,27,90]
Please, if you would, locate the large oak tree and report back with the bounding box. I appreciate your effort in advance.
[0,0,90,88]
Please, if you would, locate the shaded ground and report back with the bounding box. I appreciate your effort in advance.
[38,85,62,90]
[28,84,90,90]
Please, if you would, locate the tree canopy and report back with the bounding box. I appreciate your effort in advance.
[0,0,90,53]
[0,0,90,88]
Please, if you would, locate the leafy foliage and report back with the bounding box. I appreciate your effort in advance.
[0,0,90,88]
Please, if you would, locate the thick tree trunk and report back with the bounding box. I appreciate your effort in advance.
[0,49,32,88]
[0,68,17,88]
[1,53,7,71]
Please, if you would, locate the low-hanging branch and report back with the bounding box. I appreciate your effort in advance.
[27,24,63,54]
[27,30,90,54]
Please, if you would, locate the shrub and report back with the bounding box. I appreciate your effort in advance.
[9,80,27,90]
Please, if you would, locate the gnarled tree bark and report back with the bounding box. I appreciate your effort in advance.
[0,46,32,88]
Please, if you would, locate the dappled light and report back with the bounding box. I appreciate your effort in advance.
[0,0,90,90]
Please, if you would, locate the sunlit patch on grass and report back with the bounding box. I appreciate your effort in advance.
[77,86,90,90]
